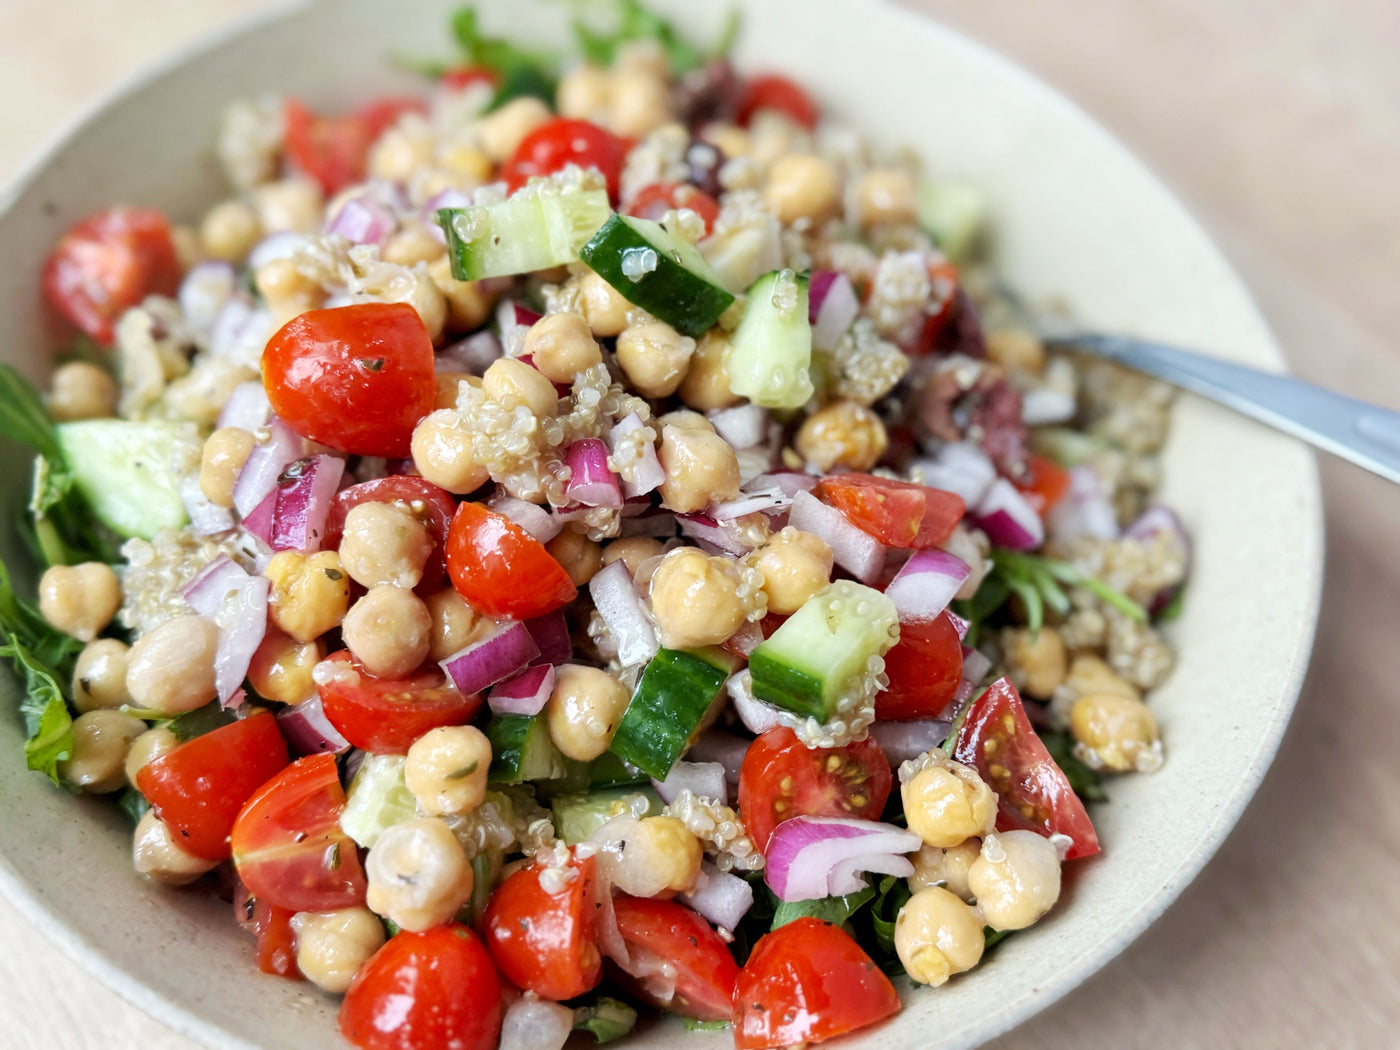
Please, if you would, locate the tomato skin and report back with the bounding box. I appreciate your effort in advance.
[356,97,427,141]
[483,851,602,1001]
[42,207,180,344]
[135,713,289,862]
[231,753,368,912]
[324,476,459,592]
[626,182,720,235]
[816,473,965,549]
[340,925,501,1050]
[317,650,482,755]
[877,611,964,720]
[263,302,435,458]
[610,896,739,1021]
[446,502,577,621]
[907,257,962,356]
[738,728,892,853]
[253,898,302,980]
[736,74,820,129]
[441,66,499,92]
[502,118,629,201]
[1013,454,1072,516]
[954,676,1100,859]
[732,917,899,1049]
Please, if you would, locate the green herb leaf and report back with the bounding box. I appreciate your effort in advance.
[2,636,76,786]
[0,364,63,462]
[1154,584,1186,623]
[451,7,558,107]
[118,787,151,826]
[866,874,913,975]
[983,926,1013,951]
[574,997,639,1042]
[165,702,237,743]
[1041,727,1107,803]
[771,886,875,930]
[569,0,737,75]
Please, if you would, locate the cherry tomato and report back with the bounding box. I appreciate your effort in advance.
[317,650,482,755]
[502,118,629,201]
[263,302,435,458]
[324,476,459,592]
[231,753,368,912]
[736,74,819,129]
[626,182,721,236]
[135,713,289,862]
[732,917,900,1049]
[356,97,428,141]
[446,502,577,621]
[284,99,372,196]
[610,896,739,1021]
[877,611,964,721]
[738,727,892,853]
[816,473,965,549]
[41,206,180,344]
[954,676,1100,859]
[440,67,499,92]
[907,257,961,355]
[253,898,301,979]
[340,925,501,1050]
[1013,454,1072,516]
[483,850,602,1001]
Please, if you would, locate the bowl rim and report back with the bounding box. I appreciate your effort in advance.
[0,1,1325,1048]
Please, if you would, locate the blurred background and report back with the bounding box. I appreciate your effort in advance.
[1,0,1396,1047]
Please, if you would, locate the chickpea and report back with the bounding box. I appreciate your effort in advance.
[577,270,632,337]
[424,589,498,662]
[125,615,219,715]
[438,145,495,185]
[291,908,387,994]
[250,177,323,234]
[248,628,323,705]
[476,97,553,164]
[368,125,434,184]
[752,527,833,615]
[72,638,133,712]
[749,111,810,168]
[199,198,262,262]
[909,840,981,901]
[390,264,448,344]
[411,409,491,494]
[405,726,492,817]
[60,710,145,794]
[265,550,352,644]
[38,562,120,643]
[434,372,472,411]
[1070,692,1160,773]
[855,169,918,227]
[1003,626,1067,700]
[132,809,219,886]
[601,815,703,898]
[428,256,496,333]
[124,725,178,788]
[365,818,474,932]
[556,63,613,122]
[677,330,739,412]
[255,257,324,324]
[894,886,985,987]
[48,361,118,421]
[482,358,558,418]
[700,122,751,160]
[985,328,1046,376]
[901,755,998,848]
[794,400,887,472]
[199,426,256,508]
[339,501,434,590]
[1065,654,1141,702]
[648,547,747,650]
[615,322,696,398]
[545,663,632,762]
[523,312,603,384]
[657,415,741,513]
[967,831,1062,931]
[547,529,603,587]
[601,537,666,577]
[342,585,432,678]
[382,224,446,268]
[608,69,672,137]
[764,154,841,226]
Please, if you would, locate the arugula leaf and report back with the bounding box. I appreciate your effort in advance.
[771,886,875,930]
[0,364,63,463]
[2,636,76,786]
[1041,727,1107,803]
[865,874,913,976]
[574,997,638,1042]
[570,0,738,75]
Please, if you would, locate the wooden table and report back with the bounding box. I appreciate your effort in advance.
[3,1,1397,1046]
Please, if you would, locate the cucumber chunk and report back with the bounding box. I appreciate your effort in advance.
[486,713,567,784]
[727,268,814,409]
[551,785,663,845]
[438,189,611,280]
[609,647,739,779]
[917,181,986,264]
[340,753,418,849]
[55,420,197,539]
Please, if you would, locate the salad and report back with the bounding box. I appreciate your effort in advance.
[0,3,1191,1049]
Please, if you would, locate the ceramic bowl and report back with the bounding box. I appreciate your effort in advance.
[0,1,1323,1047]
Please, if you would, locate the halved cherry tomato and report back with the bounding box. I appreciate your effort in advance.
[42,206,180,344]
[356,97,428,141]
[736,74,820,129]
[954,676,1100,859]
[324,476,458,592]
[263,302,435,458]
[610,896,739,1021]
[253,898,302,980]
[441,66,500,92]
[738,727,892,853]
[626,182,720,236]
[483,850,601,1001]
[317,650,482,755]
[231,753,368,912]
[732,917,900,1049]
[340,925,501,1050]
[816,473,965,549]
[446,502,577,620]
[1013,454,1071,516]
[877,610,964,720]
[502,118,629,201]
[284,99,373,197]
[907,257,961,355]
[135,712,289,862]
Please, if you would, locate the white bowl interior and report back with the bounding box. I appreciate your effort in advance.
[0,1,1322,1048]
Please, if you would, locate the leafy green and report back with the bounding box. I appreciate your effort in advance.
[1041,728,1107,803]
[452,8,558,106]
[983,926,1013,951]
[118,787,150,826]
[165,702,237,743]
[0,364,63,463]
[1155,584,1186,623]
[771,886,875,930]
[574,997,638,1042]
[865,874,913,976]
[570,0,738,75]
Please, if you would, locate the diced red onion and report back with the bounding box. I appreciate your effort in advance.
[180,473,235,536]
[217,381,272,433]
[1021,386,1077,426]
[608,413,665,498]
[651,760,728,806]
[677,861,753,931]
[277,695,351,756]
[247,231,306,271]
[178,262,237,335]
[440,621,540,697]
[707,404,769,450]
[488,664,556,717]
[232,417,316,518]
[241,492,276,546]
[869,719,953,766]
[709,487,790,521]
[437,329,503,375]
[725,618,764,657]
[1047,464,1119,544]
[953,646,993,706]
[885,548,970,622]
[948,612,970,640]
[589,560,658,667]
[788,490,886,584]
[565,439,623,509]
[677,514,749,556]
[488,494,562,544]
[181,555,269,708]
[423,189,473,245]
[972,478,1045,551]
[764,816,921,901]
[325,193,397,247]
[727,671,783,735]
[499,995,574,1050]
[268,454,344,553]
[208,298,274,368]
[686,731,749,791]
[587,859,629,968]
[524,611,572,666]
[941,524,990,600]
[1126,504,1191,612]
[808,270,860,352]
[745,471,819,499]
[912,442,997,506]
[496,300,542,356]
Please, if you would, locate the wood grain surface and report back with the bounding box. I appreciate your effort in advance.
[2,1,1397,1047]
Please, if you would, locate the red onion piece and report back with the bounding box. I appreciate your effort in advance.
[608,413,665,499]
[437,329,503,376]
[808,270,859,352]
[217,381,272,433]
[423,188,473,245]
[178,261,237,335]
[953,646,993,706]
[707,404,769,450]
[180,473,235,536]
[209,298,275,369]
[565,438,623,509]
[972,478,1045,551]
[269,454,344,553]
[869,719,953,766]
[325,193,397,247]
[277,694,351,756]
[525,611,572,665]
[1021,386,1077,426]
[588,560,658,667]
[1126,504,1191,612]
[947,611,970,640]
[496,299,542,356]
[488,494,562,544]
[686,731,749,791]
[652,761,728,806]
[912,442,998,506]
[745,471,819,499]
[677,513,757,556]
[677,861,754,931]
[709,487,791,521]
[727,671,783,735]
[232,416,316,518]
[440,621,541,697]
[1047,464,1119,544]
[764,816,921,902]
[181,555,269,707]
[725,618,764,657]
[247,231,306,272]
[788,490,886,584]
[884,548,970,622]
[488,664,556,717]
[241,492,276,546]
[499,995,574,1050]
